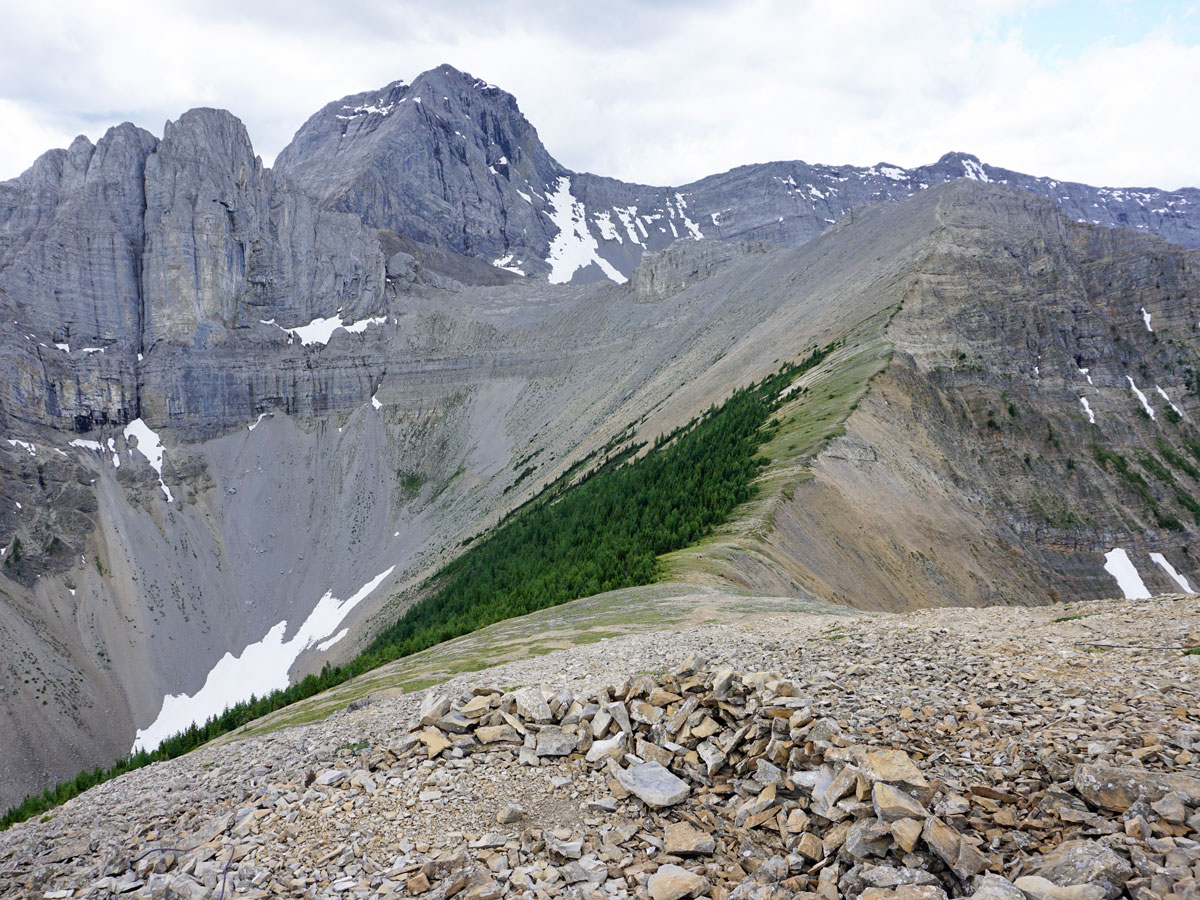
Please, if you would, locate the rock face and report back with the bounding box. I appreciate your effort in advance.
[3,66,1200,816]
[276,65,1200,285]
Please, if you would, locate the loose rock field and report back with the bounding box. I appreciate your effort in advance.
[3,594,1200,900]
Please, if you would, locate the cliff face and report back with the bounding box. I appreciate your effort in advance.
[2,67,1200,810]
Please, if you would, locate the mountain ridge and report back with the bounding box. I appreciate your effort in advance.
[2,65,1200,813]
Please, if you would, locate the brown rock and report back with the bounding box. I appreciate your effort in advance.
[1014,876,1107,900]
[647,864,708,900]
[1072,764,1200,812]
[891,818,923,854]
[860,750,928,787]
[664,822,716,856]
[1029,840,1132,900]
[873,783,927,822]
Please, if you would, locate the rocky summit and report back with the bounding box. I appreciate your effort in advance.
[3,60,1200,870]
[2,596,1199,899]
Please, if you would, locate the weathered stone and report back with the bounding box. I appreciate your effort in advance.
[420,694,452,726]
[459,695,493,718]
[860,750,928,787]
[858,866,940,888]
[1073,764,1200,812]
[1014,876,1107,900]
[921,816,962,872]
[970,874,1025,900]
[648,864,709,900]
[798,832,824,861]
[890,818,923,854]
[664,822,716,856]
[535,727,580,757]
[845,818,893,859]
[615,762,691,807]
[496,803,524,824]
[1029,841,1132,900]
[514,688,553,724]
[1149,792,1187,824]
[545,830,583,861]
[476,724,520,744]
[873,783,927,822]
[418,728,452,757]
[587,732,627,763]
[606,701,633,734]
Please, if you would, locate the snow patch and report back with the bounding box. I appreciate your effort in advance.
[1142,307,1153,331]
[371,393,382,410]
[316,628,349,652]
[1126,376,1156,420]
[1078,367,1093,385]
[273,312,387,346]
[516,189,532,204]
[55,342,70,352]
[878,166,907,181]
[7,439,35,456]
[1080,397,1095,424]
[123,418,173,502]
[248,413,269,431]
[962,158,991,183]
[614,207,643,245]
[674,193,704,240]
[594,211,621,243]
[1154,386,1183,418]
[69,439,103,452]
[1103,548,1150,600]
[544,177,626,284]
[133,566,396,752]
[492,254,526,276]
[1150,552,1194,593]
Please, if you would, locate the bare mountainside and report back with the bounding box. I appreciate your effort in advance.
[1,66,1200,811]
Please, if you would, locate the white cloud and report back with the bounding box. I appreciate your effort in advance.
[0,0,1196,190]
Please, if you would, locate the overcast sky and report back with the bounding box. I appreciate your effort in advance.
[1,0,1198,189]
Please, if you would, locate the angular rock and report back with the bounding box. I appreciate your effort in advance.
[1014,876,1107,900]
[420,694,452,726]
[873,783,927,822]
[1029,841,1132,900]
[970,875,1026,900]
[535,727,580,757]
[1072,764,1200,812]
[615,762,690,807]
[664,822,716,856]
[860,749,928,787]
[476,724,520,744]
[648,864,709,900]
[514,688,553,723]
[586,732,627,763]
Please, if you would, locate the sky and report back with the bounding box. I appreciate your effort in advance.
[1,0,1198,190]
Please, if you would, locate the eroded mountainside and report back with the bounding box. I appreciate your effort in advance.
[1,65,1199,811]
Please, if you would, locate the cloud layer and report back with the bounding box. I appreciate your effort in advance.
[1,0,1197,189]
